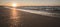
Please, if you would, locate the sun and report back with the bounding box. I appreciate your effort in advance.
[12,3,17,7]
[5,2,21,7]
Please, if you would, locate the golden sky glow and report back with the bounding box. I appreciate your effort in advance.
[0,0,60,6]
[4,2,20,6]
[12,3,17,7]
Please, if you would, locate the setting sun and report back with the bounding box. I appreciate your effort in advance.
[12,3,17,7]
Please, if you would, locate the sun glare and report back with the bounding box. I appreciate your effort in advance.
[12,3,17,7]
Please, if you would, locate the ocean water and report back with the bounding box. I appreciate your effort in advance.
[17,6,60,17]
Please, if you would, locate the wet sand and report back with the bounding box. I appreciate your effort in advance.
[20,10,60,27]
[0,7,60,27]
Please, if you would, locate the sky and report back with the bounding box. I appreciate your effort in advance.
[0,0,60,6]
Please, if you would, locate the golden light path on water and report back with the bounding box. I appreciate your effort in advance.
[10,8,20,27]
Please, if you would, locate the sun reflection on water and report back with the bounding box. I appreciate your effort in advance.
[10,8,20,27]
